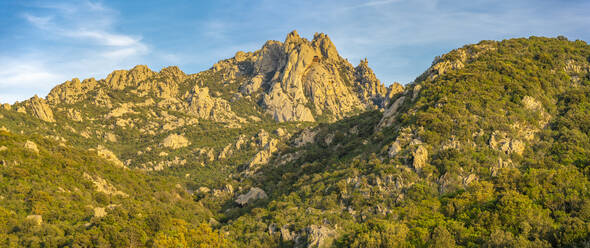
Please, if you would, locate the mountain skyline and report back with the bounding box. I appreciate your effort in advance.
[2,33,589,247]
[2,0,590,104]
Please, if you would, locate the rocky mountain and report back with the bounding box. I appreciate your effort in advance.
[3,31,395,174]
[2,35,590,247]
[212,30,394,122]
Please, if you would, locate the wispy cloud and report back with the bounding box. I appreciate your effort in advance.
[0,0,152,103]
[22,2,147,51]
[342,0,403,10]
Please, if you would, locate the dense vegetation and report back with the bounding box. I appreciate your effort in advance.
[0,130,229,247]
[211,37,590,247]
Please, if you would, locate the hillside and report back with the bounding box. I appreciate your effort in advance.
[213,37,590,247]
[1,34,590,247]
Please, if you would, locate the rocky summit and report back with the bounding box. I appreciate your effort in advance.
[6,31,397,173]
[1,34,590,247]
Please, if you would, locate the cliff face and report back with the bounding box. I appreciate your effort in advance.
[27,31,391,125]
[212,30,391,122]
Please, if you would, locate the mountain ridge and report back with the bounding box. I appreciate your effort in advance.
[1,35,590,247]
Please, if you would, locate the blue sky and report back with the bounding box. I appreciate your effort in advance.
[1,0,589,103]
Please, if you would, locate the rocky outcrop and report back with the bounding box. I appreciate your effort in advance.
[355,58,389,107]
[489,131,525,156]
[24,140,39,153]
[492,157,514,177]
[302,225,336,248]
[185,85,242,122]
[26,215,43,226]
[378,95,407,129]
[262,88,315,122]
[67,109,83,122]
[161,134,190,149]
[419,42,497,81]
[214,30,388,122]
[83,173,128,197]
[294,128,318,147]
[249,138,278,167]
[96,145,125,168]
[218,143,233,159]
[105,65,155,90]
[522,95,551,126]
[25,95,55,122]
[385,83,404,103]
[106,103,137,119]
[412,145,428,172]
[235,187,268,206]
[47,78,97,104]
[93,207,107,218]
[388,141,402,157]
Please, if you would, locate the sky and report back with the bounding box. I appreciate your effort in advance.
[1,0,589,104]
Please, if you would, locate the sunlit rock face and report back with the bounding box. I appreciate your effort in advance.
[215,30,390,122]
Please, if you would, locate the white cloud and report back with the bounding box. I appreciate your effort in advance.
[0,56,63,104]
[0,59,61,87]
[0,1,152,103]
[22,14,53,28]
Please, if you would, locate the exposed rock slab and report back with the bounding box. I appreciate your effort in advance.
[161,134,190,149]
[235,187,268,206]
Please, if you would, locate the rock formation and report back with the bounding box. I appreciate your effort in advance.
[24,140,39,153]
[96,145,125,168]
[47,78,98,105]
[161,134,190,149]
[25,95,55,122]
[185,85,241,122]
[235,187,268,206]
[213,30,389,122]
[303,225,336,248]
[412,145,428,172]
[26,215,43,226]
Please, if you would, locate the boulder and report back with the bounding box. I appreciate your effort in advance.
[27,95,55,122]
[235,187,268,206]
[96,145,125,168]
[161,134,190,149]
[378,95,406,129]
[103,132,117,143]
[83,173,128,197]
[388,141,402,157]
[249,139,278,167]
[274,128,288,137]
[67,108,83,122]
[24,141,39,153]
[197,187,211,194]
[303,225,336,248]
[489,131,525,156]
[294,128,317,147]
[93,207,107,218]
[26,215,43,226]
[412,145,428,172]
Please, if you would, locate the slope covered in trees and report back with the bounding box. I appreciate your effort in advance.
[213,37,590,247]
[1,35,590,247]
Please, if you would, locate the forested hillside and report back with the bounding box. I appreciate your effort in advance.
[1,35,590,247]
